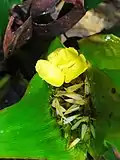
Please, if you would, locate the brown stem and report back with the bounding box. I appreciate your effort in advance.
[33,4,85,38]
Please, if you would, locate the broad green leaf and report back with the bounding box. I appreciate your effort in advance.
[103,147,117,160]
[103,69,120,93]
[78,34,120,155]
[78,34,120,91]
[0,0,21,35]
[87,67,120,155]
[0,74,11,101]
[88,141,98,159]
[78,34,120,70]
[70,147,87,160]
[0,74,71,160]
[102,25,120,37]
[48,37,65,55]
[85,0,103,10]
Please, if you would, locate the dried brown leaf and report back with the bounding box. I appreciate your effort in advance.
[68,138,80,149]
[63,115,79,124]
[64,104,79,115]
[64,98,85,105]
[65,83,84,93]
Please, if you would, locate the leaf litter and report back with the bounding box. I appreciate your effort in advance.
[50,72,96,154]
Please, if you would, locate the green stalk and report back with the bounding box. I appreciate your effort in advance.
[0,74,11,101]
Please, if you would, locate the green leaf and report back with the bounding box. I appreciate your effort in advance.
[0,74,70,160]
[87,67,120,155]
[48,37,65,55]
[78,34,120,155]
[85,0,103,10]
[70,148,87,160]
[0,0,21,35]
[78,34,120,70]
[102,25,120,38]
[0,74,11,101]
[103,69,120,93]
[103,147,117,160]
[78,34,120,92]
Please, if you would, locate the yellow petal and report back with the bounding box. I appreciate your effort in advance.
[47,48,61,65]
[35,60,64,87]
[79,53,87,62]
[65,47,78,56]
[63,56,88,83]
[48,47,78,67]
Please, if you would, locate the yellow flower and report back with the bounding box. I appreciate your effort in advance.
[35,60,64,87]
[35,47,88,87]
